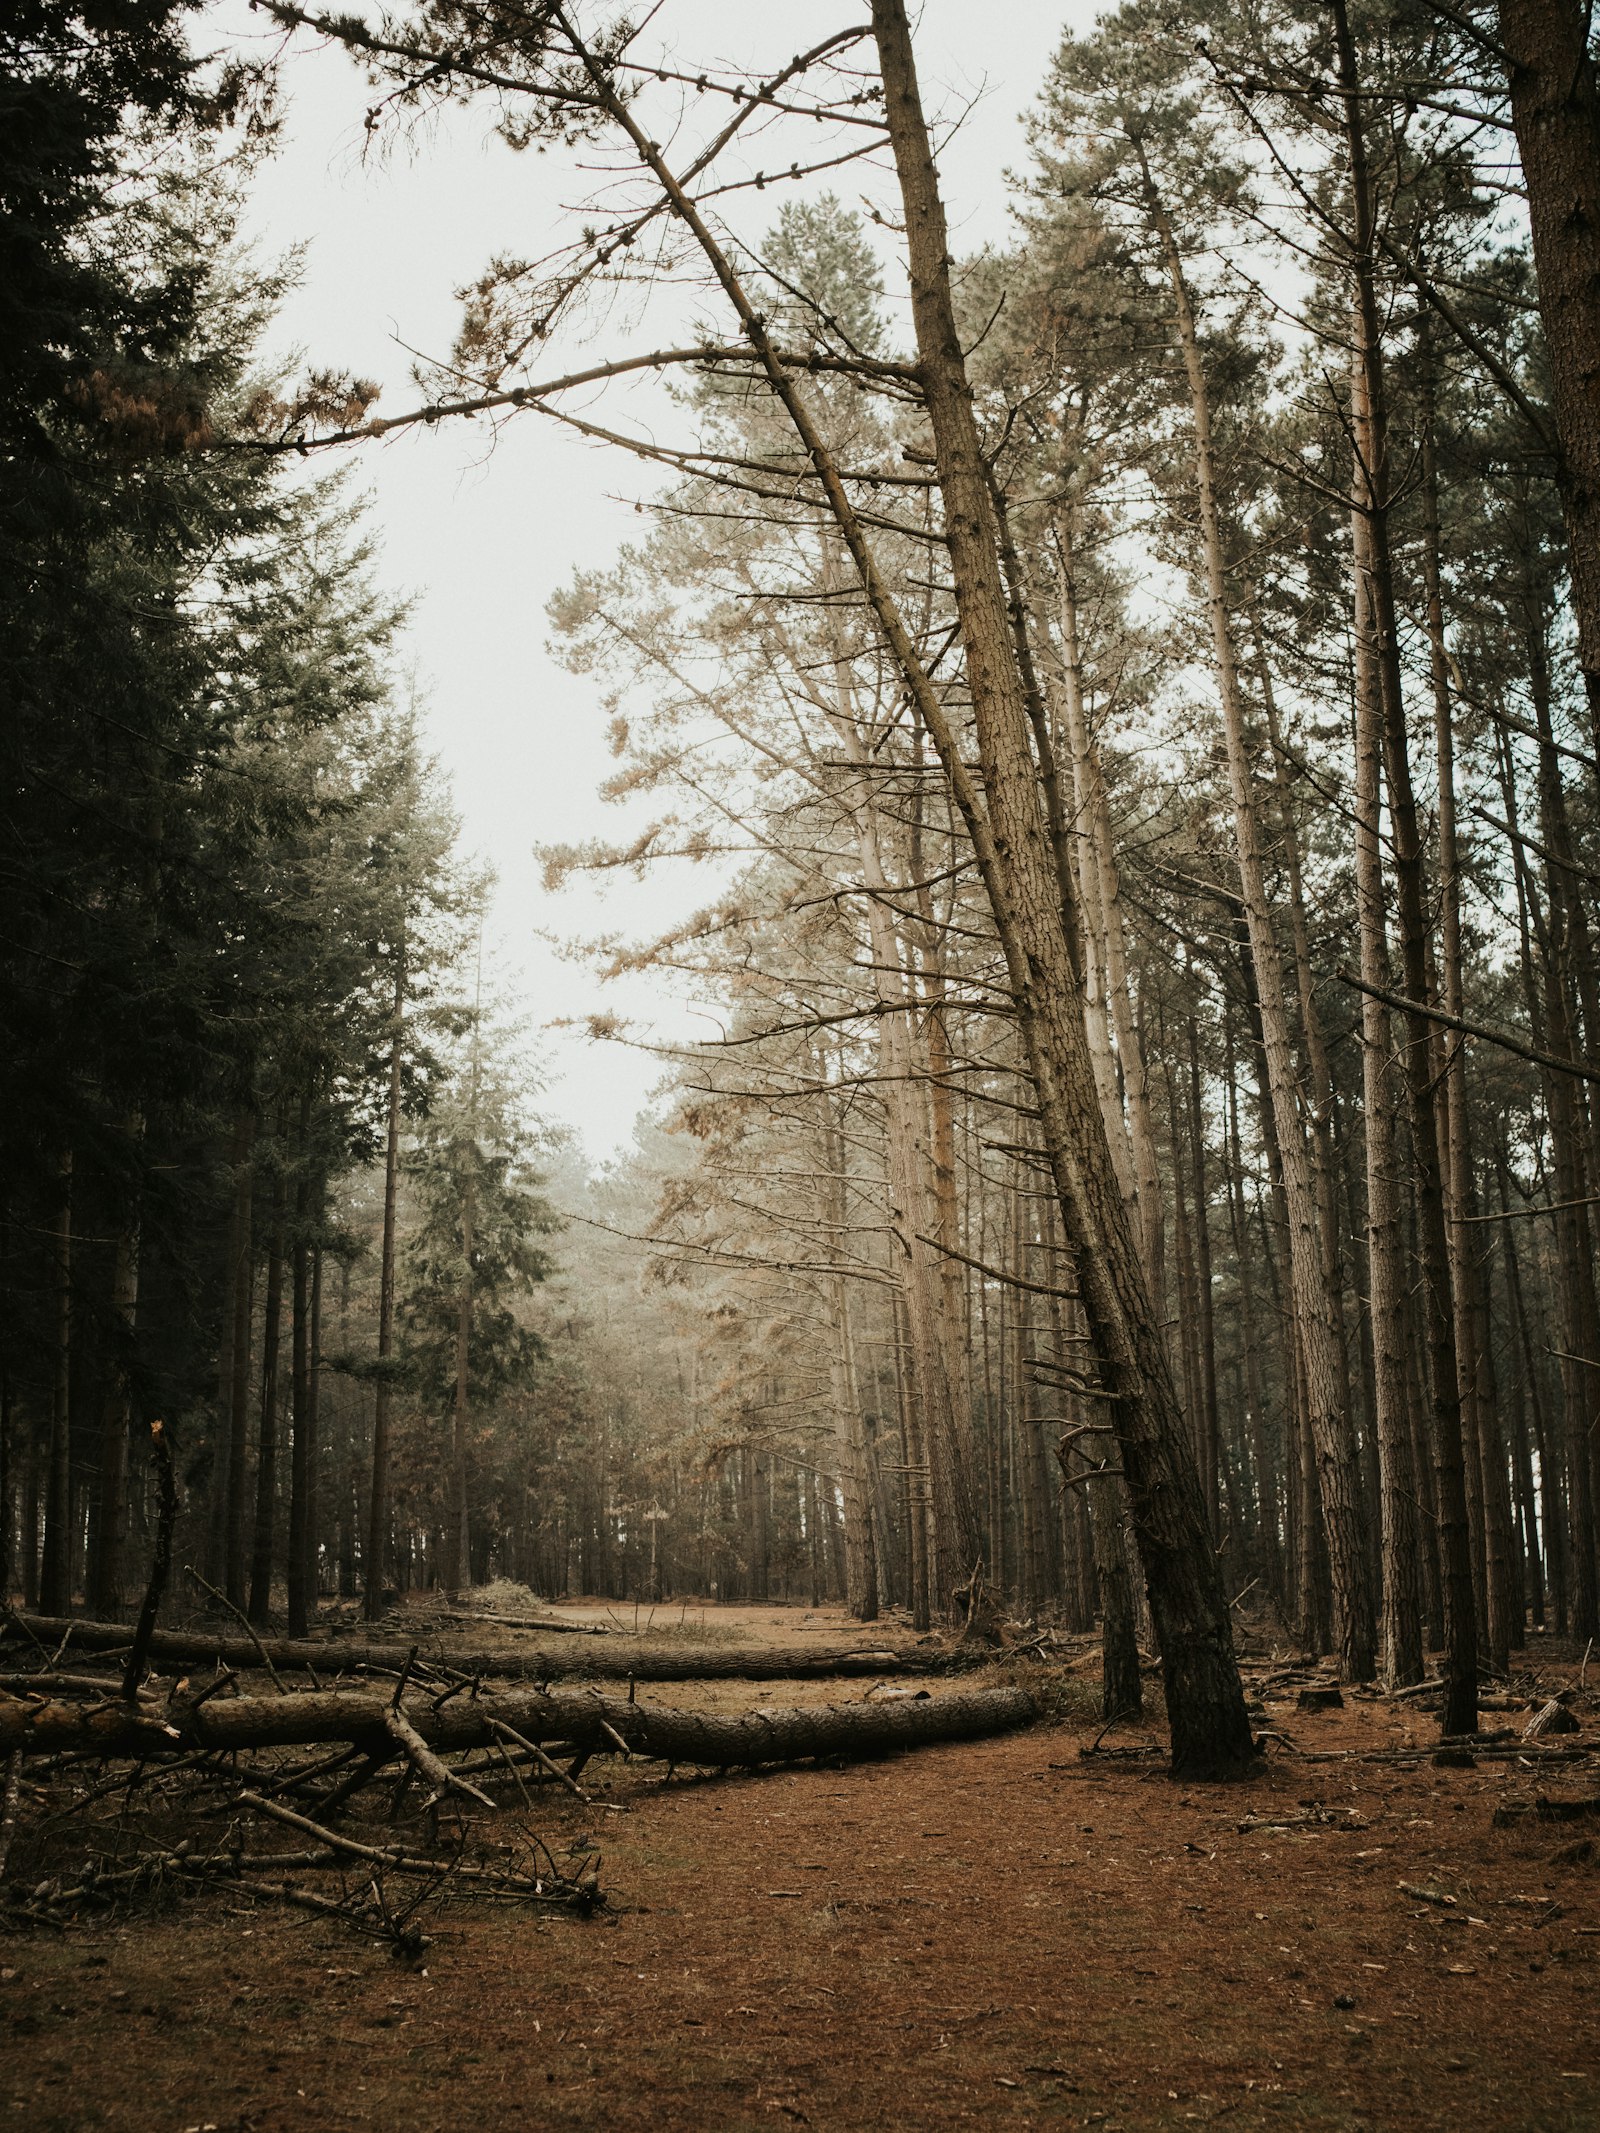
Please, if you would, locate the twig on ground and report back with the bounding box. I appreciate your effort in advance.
[383,1705,495,1812]
[486,1717,591,1802]
[184,1567,289,1693]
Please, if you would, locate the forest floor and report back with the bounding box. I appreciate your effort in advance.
[2,1600,1596,2132]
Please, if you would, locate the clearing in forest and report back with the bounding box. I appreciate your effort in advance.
[2,1603,1596,2132]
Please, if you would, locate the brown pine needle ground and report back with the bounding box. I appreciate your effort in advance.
[2,1604,1595,2131]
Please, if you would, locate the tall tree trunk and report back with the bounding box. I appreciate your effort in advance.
[1253,627,1351,1427]
[1335,0,1476,1729]
[1524,591,1600,1634]
[222,1109,256,1611]
[1352,514,1425,1686]
[825,669,979,1610]
[913,907,974,1540]
[1141,156,1372,1677]
[869,0,1253,1772]
[248,1159,286,1629]
[40,1150,73,1616]
[1500,0,1600,733]
[1187,1012,1221,1541]
[365,951,405,1619]
[443,1138,476,1597]
[287,1092,314,1639]
[86,1210,138,1618]
[1224,1054,1282,1604]
[307,1243,322,1612]
[821,1086,879,1621]
[0,1342,12,1605]
[1054,526,1166,1296]
[572,0,1253,1771]
[1420,370,1516,1671]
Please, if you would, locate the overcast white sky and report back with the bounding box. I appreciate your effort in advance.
[226,1,1094,1158]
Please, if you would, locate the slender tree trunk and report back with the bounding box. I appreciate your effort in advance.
[365,952,405,1619]
[0,1345,12,1605]
[1496,1151,1547,1628]
[248,1159,286,1628]
[1168,1046,1204,1467]
[1352,514,1424,1686]
[821,1089,879,1621]
[40,1150,73,1616]
[1420,374,1516,1671]
[223,1109,256,1610]
[825,670,980,1609]
[1225,1056,1281,1603]
[1524,600,1600,1634]
[748,1443,770,1602]
[1055,527,1165,1294]
[1500,0,1600,733]
[87,1212,138,1617]
[577,0,1252,1772]
[443,1143,476,1597]
[1141,156,1372,1677]
[1335,0,1476,1729]
[1253,627,1351,1429]
[307,1243,322,1611]
[1187,1013,1221,1541]
[287,1092,314,1639]
[870,0,1254,1774]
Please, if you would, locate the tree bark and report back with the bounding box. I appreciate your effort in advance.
[0,1678,1037,1766]
[1351,506,1425,1686]
[39,1150,72,1616]
[1054,527,1165,1295]
[1500,0,1600,733]
[248,1158,286,1628]
[1334,0,1476,1729]
[86,1213,139,1618]
[365,952,405,1619]
[222,1109,256,1611]
[868,0,1254,1775]
[287,1091,314,1639]
[1,1612,944,1681]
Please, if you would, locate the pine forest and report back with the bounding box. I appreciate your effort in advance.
[3,2,1599,2125]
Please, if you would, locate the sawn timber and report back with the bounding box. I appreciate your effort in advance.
[1,1614,934,1682]
[0,1682,1038,1766]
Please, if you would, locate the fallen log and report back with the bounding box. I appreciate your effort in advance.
[1,1613,929,1683]
[0,1680,1036,1768]
[437,1609,611,1636]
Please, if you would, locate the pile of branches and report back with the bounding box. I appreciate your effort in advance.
[0,1464,610,1954]
[0,1637,607,1957]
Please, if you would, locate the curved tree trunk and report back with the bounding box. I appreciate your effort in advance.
[869,0,1254,1776]
[567,0,1255,1776]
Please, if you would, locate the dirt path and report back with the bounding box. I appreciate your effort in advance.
[3,1667,1596,2132]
